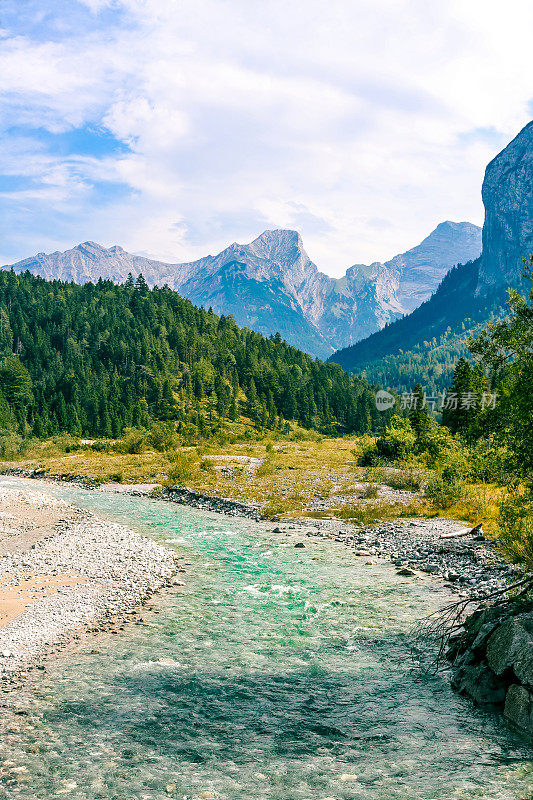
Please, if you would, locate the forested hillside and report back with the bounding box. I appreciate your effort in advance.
[0,271,386,439]
[329,258,508,392]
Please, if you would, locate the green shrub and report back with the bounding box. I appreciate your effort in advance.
[51,434,82,453]
[467,436,515,483]
[214,429,229,446]
[359,416,416,466]
[292,427,322,443]
[167,451,198,485]
[359,442,381,466]
[179,423,199,446]
[90,440,112,453]
[0,430,24,459]
[117,428,147,455]
[497,487,533,568]
[149,422,177,452]
[424,469,466,509]
[415,425,457,466]
[385,467,426,492]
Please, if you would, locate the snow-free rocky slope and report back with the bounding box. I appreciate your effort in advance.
[4,223,480,358]
[331,119,533,384]
[477,120,533,293]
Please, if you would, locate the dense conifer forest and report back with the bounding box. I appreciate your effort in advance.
[329,259,508,392]
[0,270,387,439]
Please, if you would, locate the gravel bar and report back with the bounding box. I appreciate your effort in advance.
[271,516,524,599]
[0,486,178,683]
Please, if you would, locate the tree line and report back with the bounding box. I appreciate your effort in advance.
[0,270,388,441]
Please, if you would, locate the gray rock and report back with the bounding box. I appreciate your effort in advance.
[471,621,500,652]
[478,121,533,293]
[513,647,533,687]
[486,617,533,676]
[504,684,533,734]
[452,662,506,705]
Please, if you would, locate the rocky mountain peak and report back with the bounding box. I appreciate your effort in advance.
[247,229,308,266]
[384,220,481,312]
[76,241,109,255]
[427,220,480,238]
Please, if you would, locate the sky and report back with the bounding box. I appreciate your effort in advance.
[0,0,532,277]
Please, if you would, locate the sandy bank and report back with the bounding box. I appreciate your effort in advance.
[0,484,178,682]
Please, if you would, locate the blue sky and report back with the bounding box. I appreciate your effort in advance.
[0,0,532,276]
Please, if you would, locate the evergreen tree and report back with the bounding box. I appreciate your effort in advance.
[442,357,487,436]
[408,383,431,437]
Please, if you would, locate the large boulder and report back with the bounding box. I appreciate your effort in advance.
[452,662,506,705]
[486,615,533,676]
[513,647,533,687]
[504,684,533,735]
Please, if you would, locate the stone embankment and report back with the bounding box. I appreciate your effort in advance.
[449,601,533,737]
[160,487,262,520]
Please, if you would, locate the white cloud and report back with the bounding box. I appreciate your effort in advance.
[0,0,532,272]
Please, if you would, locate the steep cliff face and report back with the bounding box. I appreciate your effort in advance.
[3,223,480,358]
[478,121,533,292]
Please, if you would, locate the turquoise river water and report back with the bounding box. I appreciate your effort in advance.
[0,479,532,800]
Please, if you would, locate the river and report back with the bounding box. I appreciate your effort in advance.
[0,482,532,799]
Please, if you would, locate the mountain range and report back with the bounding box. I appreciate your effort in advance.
[2,221,481,359]
[330,120,533,391]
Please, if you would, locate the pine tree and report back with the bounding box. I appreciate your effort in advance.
[408,383,431,437]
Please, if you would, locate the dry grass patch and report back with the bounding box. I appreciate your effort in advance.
[1,433,421,518]
[310,500,430,527]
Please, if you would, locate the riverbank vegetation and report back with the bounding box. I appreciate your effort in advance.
[360,259,533,563]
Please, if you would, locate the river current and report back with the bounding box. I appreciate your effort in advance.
[0,481,532,799]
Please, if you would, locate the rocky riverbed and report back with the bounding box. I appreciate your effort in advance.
[2,474,532,739]
[0,485,178,684]
[269,516,522,599]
